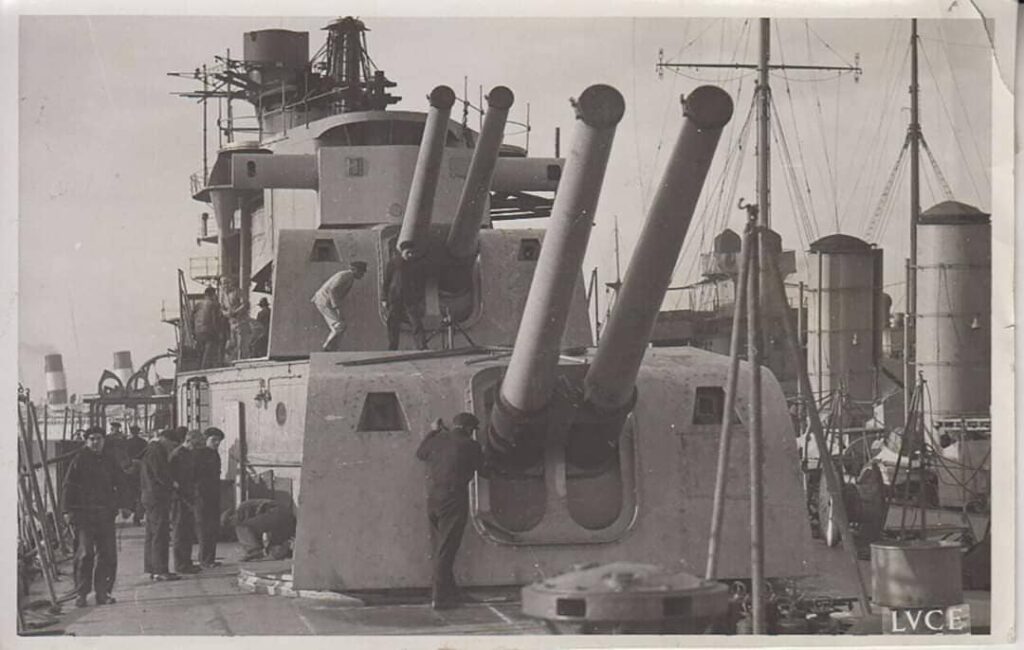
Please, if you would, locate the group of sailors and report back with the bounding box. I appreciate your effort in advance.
[195,239,431,367]
[192,284,271,368]
[60,424,296,608]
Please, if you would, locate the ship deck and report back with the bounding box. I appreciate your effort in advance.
[20,519,991,637]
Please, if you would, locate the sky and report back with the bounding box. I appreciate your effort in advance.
[14,13,994,399]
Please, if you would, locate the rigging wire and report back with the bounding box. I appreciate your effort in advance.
[803,21,841,235]
[933,22,992,191]
[837,22,902,227]
[857,38,913,232]
[773,20,825,244]
[872,139,911,243]
[919,134,956,201]
[917,40,984,205]
[769,93,820,245]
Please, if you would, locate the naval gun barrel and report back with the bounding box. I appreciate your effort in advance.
[446,86,515,260]
[584,86,734,416]
[489,85,625,464]
[397,85,457,254]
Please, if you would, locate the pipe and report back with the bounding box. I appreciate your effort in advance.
[44,354,67,406]
[583,86,734,413]
[446,86,515,260]
[765,246,873,616]
[748,224,765,633]
[489,85,624,456]
[239,199,253,303]
[210,189,239,285]
[705,219,753,580]
[397,85,457,254]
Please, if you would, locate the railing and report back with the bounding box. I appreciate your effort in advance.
[189,256,221,283]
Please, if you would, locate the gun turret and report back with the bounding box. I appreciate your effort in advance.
[488,84,625,467]
[570,85,734,467]
[396,85,457,255]
[445,86,515,261]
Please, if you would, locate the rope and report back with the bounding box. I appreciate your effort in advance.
[918,41,984,205]
[803,21,841,233]
[919,134,956,200]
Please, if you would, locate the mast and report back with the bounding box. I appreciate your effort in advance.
[757,18,771,229]
[905,19,920,423]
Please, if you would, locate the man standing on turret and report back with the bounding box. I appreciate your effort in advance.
[311,261,367,351]
[382,242,427,351]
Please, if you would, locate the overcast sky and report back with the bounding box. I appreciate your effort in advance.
[16,14,992,398]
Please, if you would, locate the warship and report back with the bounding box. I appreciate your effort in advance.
[17,16,993,637]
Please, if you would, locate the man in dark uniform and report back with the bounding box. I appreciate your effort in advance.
[169,430,202,574]
[415,412,484,609]
[140,429,181,581]
[61,426,124,607]
[193,286,223,368]
[382,242,428,350]
[226,499,297,562]
[193,427,224,567]
[251,297,271,357]
[122,425,148,525]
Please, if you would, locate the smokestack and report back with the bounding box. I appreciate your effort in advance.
[44,353,67,405]
[113,350,134,386]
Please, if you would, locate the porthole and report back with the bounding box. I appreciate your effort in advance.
[275,401,287,425]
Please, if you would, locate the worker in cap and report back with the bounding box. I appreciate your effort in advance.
[252,297,271,357]
[382,241,428,351]
[194,286,225,368]
[61,426,126,607]
[139,429,182,581]
[415,412,485,609]
[220,276,251,362]
[311,260,367,351]
[224,499,297,562]
[168,431,204,574]
[194,428,225,567]
[121,425,148,526]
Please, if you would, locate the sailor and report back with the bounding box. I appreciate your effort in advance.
[61,426,125,607]
[382,242,428,351]
[122,425,149,525]
[415,412,485,609]
[169,430,203,574]
[139,429,182,581]
[251,296,271,357]
[193,427,224,567]
[311,261,367,351]
[225,499,297,562]
[221,276,251,361]
[194,286,224,368]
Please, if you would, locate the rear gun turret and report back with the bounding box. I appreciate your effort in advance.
[486,85,733,471]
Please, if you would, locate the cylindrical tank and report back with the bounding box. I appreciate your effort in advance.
[397,86,457,255]
[584,86,734,413]
[113,351,134,387]
[916,200,991,420]
[490,85,624,457]
[806,234,883,423]
[446,86,515,260]
[871,541,963,608]
[243,29,309,90]
[44,353,67,405]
